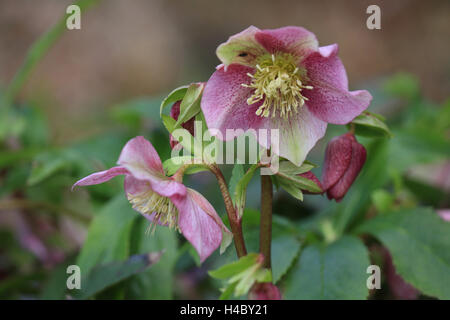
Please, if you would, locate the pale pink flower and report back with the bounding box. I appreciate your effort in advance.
[201,26,372,165]
[73,136,230,262]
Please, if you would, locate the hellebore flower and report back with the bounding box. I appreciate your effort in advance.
[169,101,195,149]
[248,282,282,300]
[201,26,372,165]
[73,136,230,262]
[322,133,366,201]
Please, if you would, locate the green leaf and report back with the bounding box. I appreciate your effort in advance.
[275,170,322,194]
[271,235,301,283]
[277,160,316,176]
[125,218,178,299]
[355,208,450,299]
[175,83,204,127]
[163,156,208,176]
[284,236,370,299]
[160,86,188,116]
[383,72,420,101]
[349,111,392,138]
[27,151,71,186]
[76,195,138,274]
[209,253,260,279]
[234,164,260,219]
[73,252,163,300]
[229,164,244,203]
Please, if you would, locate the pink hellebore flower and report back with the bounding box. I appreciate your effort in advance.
[201,26,372,166]
[73,136,230,262]
[322,133,366,202]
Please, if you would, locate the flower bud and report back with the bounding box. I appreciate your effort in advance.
[322,133,366,202]
[169,101,195,149]
[248,282,282,300]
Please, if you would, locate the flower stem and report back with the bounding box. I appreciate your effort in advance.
[260,175,273,268]
[207,164,247,258]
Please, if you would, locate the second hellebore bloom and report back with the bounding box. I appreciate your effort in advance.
[322,133,366,201]
[73,136,230,262]
[201,26,372,166]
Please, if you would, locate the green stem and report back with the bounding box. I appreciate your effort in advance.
[207,164,247,258]
[260,175,273,268]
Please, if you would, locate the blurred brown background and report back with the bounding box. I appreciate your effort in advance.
[1,0,449,142]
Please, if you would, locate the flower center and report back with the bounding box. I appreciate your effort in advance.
[127,190,179,232]
[242,53,313,118]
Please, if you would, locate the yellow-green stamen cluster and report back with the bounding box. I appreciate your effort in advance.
[127,190,179,233]
[242,53,313,118]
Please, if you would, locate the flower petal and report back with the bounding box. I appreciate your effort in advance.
[201,64,265,139]
[259,107,327,166]
[327,137,366,201]
[255,26,318,59]
[302,44,372,124]
[72,166,128,190]
[118,136,186,197]
[321,133,353,190]
[118,136,164,174]
[216,25,267,68]
[172,189,225,262]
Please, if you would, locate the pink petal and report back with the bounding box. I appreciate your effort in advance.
[302,44,372,124]
[259,107,327,166]
[216,25,267,68]
[327,136,366,201]
[321,133,353,190]
[255,26,318,59]
[72,166,128,190]
[201,64,265,139]
[437,210,450,222]
[172,189,225,262]
[118,136,185,197]
[118,136,164,174]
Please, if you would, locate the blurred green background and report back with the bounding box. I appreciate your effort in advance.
[0,0,449,299]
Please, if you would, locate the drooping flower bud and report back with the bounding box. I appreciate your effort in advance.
[248,282,282,300]
[322,133,366,202]
[169,101,195,149]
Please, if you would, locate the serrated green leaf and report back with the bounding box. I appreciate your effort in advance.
[355,208,450,299]
[284,236,370,299]
[73,252,163,300]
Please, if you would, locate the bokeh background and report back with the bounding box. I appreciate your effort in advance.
[0,0,449,299]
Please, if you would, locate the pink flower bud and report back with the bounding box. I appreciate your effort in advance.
[248,282,282,300]
[322,133,366,202]
[169,101,195,149]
